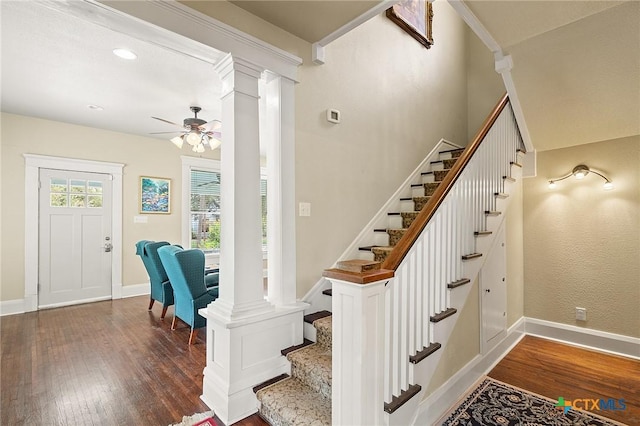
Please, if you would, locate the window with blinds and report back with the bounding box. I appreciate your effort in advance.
[190,169,267,253]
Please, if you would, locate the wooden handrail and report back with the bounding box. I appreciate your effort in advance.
[382,93,510,271]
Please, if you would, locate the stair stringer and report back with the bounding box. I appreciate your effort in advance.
[301,139,463,339]
[384,164,523,426]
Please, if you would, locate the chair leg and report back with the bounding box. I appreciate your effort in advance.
[148,298,154,310]
[189,328,198,345]
[160,306,168,319]
[171,316,177,330]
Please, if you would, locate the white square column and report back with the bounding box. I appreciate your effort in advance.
[264,73,297,306]
[209,54,273,320]
[200,56,308,425]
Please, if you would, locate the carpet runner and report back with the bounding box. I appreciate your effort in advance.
[437,376,626,426]
[369,148,463,263]
[256,316,332,426]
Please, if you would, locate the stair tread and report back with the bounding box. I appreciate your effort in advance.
[430,307,457,323]
[409,342,442,364]
[304,310,332,324]
[321,288,332,297]
[448,278,471,289]
[256,377,331,426]
[253,373,290,394]
[281,339,314,356]
[462,253,482,260]
[288,343,332,399]
[384,383,422,414]
[336,259,381,273]
[474,231,492,236]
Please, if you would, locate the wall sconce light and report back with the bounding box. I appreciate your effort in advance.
[548,164,613,190]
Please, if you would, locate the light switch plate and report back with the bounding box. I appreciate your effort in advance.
[299,202,311,217]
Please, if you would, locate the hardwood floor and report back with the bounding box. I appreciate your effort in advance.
[2,297,638,425]
[489,335,640,425]
[0,295,267,426]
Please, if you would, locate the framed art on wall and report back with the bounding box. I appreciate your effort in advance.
[386,0,434,49]
[140,176,171,214]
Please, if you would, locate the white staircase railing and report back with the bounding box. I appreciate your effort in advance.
[383,101,524,407]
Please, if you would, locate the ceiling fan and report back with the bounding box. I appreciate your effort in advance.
[151,106,222,153]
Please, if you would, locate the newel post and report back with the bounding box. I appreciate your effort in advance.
[323,267,394,425]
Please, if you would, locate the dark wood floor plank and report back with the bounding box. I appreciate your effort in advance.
[489,335,640,425]
[4,297,637,425]
[0,296,268,426]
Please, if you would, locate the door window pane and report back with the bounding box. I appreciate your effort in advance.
[50,178,67,193]
[70,194,86,208]
[88,195,103,208]
[50,193,67,207]
[87,181,103,194]
[70,180,86,193]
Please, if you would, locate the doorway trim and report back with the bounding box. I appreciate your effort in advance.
[24,154,124,312]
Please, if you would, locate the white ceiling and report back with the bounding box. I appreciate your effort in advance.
[1,1,224,141]
[2,0,638,153]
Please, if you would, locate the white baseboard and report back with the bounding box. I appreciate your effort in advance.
[0,298,27,316]
[414,317,526,425]
[120,283,150,299]
[524,317,640,360]
[414,316,640,425]
[0,283,150,316]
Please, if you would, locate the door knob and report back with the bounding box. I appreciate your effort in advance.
[485,289,491,293]
[104,242,113,252]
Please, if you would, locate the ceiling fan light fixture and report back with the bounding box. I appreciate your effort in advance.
[170,136,184,149]
[209,137,222,151]
[185,131,201,146]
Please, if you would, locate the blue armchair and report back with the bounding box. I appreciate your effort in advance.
[157,245,219,344]
[135,240,174,319]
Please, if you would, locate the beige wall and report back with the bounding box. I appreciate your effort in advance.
[0,112,219,300]
[466,28,505,142]
[294,2,470,296]
[2,1,502,305]
[523,136,640,338]
[425,278,480,396]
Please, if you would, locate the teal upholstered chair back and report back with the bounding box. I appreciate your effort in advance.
[157,245,218,335]
[135,240,174,316]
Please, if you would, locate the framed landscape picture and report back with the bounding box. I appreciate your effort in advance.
[140,176,171,214]
[386,0,433,49]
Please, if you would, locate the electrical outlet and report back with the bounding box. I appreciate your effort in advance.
[299,202,311,217]
[575,307,587,321]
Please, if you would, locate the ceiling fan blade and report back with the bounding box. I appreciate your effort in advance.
[149,131,184,135]
[199,119,221,132]
[151,116,182,127]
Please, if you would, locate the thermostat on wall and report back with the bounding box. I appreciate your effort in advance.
[327,109,341,124]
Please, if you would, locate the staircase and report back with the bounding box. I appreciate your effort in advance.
[255,312,333,425]
[254,95,525,425]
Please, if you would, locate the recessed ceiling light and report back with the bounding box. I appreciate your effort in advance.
[112,48,137,60]
[87,104,104,111]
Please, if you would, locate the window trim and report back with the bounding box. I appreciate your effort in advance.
[181,156,268,265]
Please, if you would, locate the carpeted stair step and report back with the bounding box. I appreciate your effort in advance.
[423,182,440,196]
[433,169,450,182]
[256,377,331,426]
[401,211,420,228]
[387,228,408,246]
[336,259,381,273]
[413,196,431,211]
[443,158,458,169]
[288,339,332,399]
[371,246,394,262]
[439,148,465,158]
[256,315,333,426]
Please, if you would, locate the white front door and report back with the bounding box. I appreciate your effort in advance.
[480,224,507,353]
[38,169,113,308]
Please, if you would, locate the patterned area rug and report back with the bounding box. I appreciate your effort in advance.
[437,377,626,425]
[169,411,215,426]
